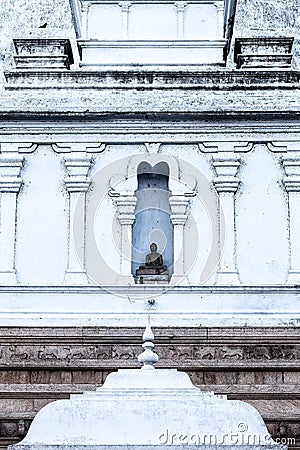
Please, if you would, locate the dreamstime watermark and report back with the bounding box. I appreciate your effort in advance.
[73,154,225,297]
[158,425,296,446]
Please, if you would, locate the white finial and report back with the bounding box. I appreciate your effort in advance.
[138,315,159,370]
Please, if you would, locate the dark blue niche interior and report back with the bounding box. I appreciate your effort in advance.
[132,163,174,276]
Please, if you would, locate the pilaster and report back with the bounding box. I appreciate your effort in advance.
[119,2,132,39]
[114,195,137,284]
[268,141,300,284]
[169,195,190,284]
[282,150,300,284]
[214,1,224,39]
[63,154,92,285]
[0,153,24,284]
[175,2,187,39]
[81,3,92,39]
[199,141,253,285]
[212,152,240,285]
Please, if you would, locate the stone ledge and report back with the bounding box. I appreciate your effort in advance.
[0,285,299,294]
[1,89,300,115]
[78,39,227,67]
[0,383,299,400]
[8,444,287,450]
[0,359,299,371]
[200,385,300,399]
[0,384,100,398]
[0,285,298,327]
[0,325,298,344]
[4,69,300,90]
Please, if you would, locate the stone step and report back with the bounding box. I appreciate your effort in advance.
[199,384,300,399]
[0,383,100,398]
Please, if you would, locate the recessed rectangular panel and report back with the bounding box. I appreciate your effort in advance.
[184,3,219,40]
[128,3,177,40]
[88,4,122,39]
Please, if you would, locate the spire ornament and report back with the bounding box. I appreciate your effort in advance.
[137,315,159,370]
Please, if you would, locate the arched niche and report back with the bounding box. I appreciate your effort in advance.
[132,162,174,278]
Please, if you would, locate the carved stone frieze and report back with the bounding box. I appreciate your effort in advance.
[1,344,300,364]
[192,345,300,361]
[0,420,31,438]
[3,345,141,363]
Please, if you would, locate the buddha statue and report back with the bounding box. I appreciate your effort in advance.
[145,243,166,268]
[136,243,169,281]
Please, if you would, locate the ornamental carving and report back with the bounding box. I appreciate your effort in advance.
[1,345,300,363]
[192,345,300,361]
[0,420,30,438]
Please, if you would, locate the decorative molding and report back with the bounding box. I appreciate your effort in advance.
[0,155,24,193]
[52,143,106,153]
[86,143,106,153]
[212,153,240,193]
[267,142,289,153]
[115,196,137,226]
[16,143,38,154]
[267,141,300,153]
[169,195,189,225]
[174,2,187,12]
[0,419,30,438]
[198,142,219,153]
[282,154,300,189]
[1,344,300,363]
[0,143,38,154]
[145,143,162,154]
[64,155,92,193]
[213,177,239,193]
[119,1,132,12]
[199,142,253,154]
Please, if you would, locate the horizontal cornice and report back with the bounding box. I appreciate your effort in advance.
[4,69,300,90]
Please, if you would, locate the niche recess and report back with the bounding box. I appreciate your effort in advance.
[132,162,174,278]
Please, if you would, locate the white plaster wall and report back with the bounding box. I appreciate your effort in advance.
[88,4,122,40]
[161,144,219,285]
[15,146,68,284]
[184,3,219,40]
[236,144,289,285]
[12,143,292,286]
[86,145,146,285]
[86,1,221,41]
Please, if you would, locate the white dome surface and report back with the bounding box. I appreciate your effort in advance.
[15,368,275,447]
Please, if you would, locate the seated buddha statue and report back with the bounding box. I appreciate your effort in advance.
[136,243,168,277]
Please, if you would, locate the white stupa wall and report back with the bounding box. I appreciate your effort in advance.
[15,146,68,285]
[9,143,291,287]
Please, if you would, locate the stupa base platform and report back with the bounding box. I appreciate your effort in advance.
[11,446,286,450]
